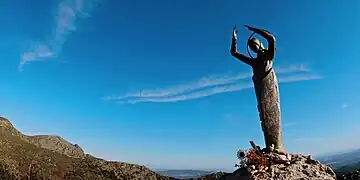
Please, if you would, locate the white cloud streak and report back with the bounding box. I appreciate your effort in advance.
[293,137,324,142]
[121,83,254,104]
[277,74,322,82]
[283,122,295,127]
[275,64,310,74]
[106,72,252,101]
[19,0,100,70]
[105,65,310,101]
[341,103,348,109]
[105,65,322,104]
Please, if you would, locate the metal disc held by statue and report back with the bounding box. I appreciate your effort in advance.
[247,32,256,59]
[247,33,266,59]
[247,33,277,58]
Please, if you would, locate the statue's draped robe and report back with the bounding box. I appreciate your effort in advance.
[252,60,284,152]
[230,32,284,152]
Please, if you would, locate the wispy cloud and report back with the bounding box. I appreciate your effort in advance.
[105,72,252,101]
[278,74,322,82]
[293,137,324,142]
[283,122,295,127]
[120,83,254,104]
[105,65,322,104]
[222,114,240,122]
[19,0,101,71]
[341,103,348,109]
[105,65,310,101]
[275,64,310,74]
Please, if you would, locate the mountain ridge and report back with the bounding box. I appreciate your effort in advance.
[0,116,176,180]
[317,148,360,169]
[0,116,85,158]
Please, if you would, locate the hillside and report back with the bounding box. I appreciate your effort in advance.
[0,117,176,180]
[1,116,360,180]
[318,148,360,169]
[317,148,360,179]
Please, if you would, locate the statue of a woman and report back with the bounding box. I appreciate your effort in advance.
[230,25,285,153]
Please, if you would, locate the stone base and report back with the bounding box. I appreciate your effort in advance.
[243,153,336,180]
[193,153,336,180]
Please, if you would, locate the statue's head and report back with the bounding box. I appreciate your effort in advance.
[247,38,264,53]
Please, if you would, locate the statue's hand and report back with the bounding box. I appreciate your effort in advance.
[232,25,238,40]
[244,25,256,32]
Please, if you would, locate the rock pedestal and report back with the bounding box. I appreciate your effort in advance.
[193,153,336,180]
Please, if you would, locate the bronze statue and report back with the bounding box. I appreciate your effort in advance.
[231,25,285,153]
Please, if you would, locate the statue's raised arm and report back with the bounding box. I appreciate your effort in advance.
[230,26,253,66]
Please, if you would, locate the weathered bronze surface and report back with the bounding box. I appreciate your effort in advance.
[230,25,285,153]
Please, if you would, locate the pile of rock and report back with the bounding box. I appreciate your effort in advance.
[192,142,337,180]
[231,142,337,180]
[192,153,336,180]
[244,153,336,180]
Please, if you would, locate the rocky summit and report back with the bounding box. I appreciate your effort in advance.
[190,153,337,180]
[0,117,85,159]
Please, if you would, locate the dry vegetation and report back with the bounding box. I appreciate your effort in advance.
[0,117,176,180]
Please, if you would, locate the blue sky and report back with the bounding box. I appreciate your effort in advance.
[1,0,360,170]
